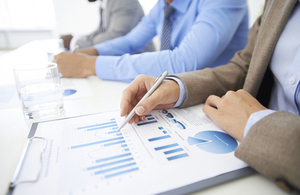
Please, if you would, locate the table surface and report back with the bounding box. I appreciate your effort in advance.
[0,41,288,195]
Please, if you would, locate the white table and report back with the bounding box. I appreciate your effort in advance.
[0,41,288,195]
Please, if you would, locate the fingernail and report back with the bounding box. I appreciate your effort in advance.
[135,106,145,115]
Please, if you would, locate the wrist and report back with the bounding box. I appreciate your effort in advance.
[244,109,276,138]
[85,56,97,76]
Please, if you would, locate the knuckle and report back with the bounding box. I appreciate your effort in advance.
[136,74,146,81]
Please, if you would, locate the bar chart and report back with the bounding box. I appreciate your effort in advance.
[69,118,139,180]
[137,114,158,126]
[135,124,189,163]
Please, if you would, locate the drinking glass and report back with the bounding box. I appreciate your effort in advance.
[13,63,64,119]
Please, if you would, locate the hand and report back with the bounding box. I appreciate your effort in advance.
[53,52,97,78]
[77,47,98,56]
[203,89,267,142]
[120,75,180,124]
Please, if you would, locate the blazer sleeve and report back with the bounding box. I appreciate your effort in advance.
[172,10,262,108]
[235,111,300,189]
[91,0,144,44]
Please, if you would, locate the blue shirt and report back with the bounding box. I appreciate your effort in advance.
[94,0,249,82]
[244,2,300,137]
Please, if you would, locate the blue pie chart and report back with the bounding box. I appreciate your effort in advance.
[171,119,186,130]
[187,131,237,154]
[63,89,77,96]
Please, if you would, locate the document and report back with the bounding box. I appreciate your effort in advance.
[12,104,248,195]
[61,78,93,100]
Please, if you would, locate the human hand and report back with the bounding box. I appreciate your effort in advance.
[77,47,98,56]
[120,75,180,124]
[53,52,96,78]
[203,89,267,142]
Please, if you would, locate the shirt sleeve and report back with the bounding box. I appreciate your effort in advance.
[95,0,248,82]
[244,109,276,138]
[165,77,187,108]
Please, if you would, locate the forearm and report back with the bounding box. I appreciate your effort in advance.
[235,111,300,190]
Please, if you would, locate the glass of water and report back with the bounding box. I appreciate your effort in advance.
[13,63,64,119]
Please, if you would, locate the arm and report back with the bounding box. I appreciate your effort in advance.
[203,89,300,190]
[95,0,248,82]
[91,0,145,44]
[236,111,300,190]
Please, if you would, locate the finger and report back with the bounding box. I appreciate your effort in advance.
[205,95,222,108]
[120,78,142,117]
[202,104,220,119]
[134,89,164,116]
[128,115,139,124]
[120,90,134,117]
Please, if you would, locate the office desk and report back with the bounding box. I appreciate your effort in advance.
[0,41,288,195]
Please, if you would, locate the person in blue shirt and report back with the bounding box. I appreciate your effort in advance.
[54,0,249,82]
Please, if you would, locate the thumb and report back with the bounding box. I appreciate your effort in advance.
[135,93,162,116]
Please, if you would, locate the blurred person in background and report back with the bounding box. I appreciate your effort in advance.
[60,0,154,52]
[54,0,249,82]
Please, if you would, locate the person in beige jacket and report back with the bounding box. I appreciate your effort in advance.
[120,0,300,192]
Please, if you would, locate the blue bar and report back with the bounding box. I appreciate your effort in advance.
[158,127,164,130]
[154,143,179,151]
[112,127,118,130]
[121,144,128,148]
[116,133,122,136]
[167,153,189,161]
[105,167,139,179]
[71,136,124,149]
[104,140,125,147]
[94,162,136,175]
[163,130,167,134]
[137,120,158,126]
[145,114,152,117]
[88,157,134,170]
[124,148,130,152]
[164,148,184,155]
[111,118,115,121]
[87,124,118,131]
[147,117,155,120]
[77,121,117,130]
[96,153,131,163]
[108,131,116,134]
[148,135,171,142]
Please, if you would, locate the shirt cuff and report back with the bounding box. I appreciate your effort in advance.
[165,76,186,108]
[244,109,276,138]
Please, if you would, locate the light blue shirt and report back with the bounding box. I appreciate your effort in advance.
[94,0,249,82]
[244,2,300,137]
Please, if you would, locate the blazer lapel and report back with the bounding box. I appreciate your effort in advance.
[243,0,297,96]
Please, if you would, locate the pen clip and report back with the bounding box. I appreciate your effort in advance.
[153,74,162,85]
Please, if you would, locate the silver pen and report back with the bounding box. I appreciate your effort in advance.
[72,45,79,53]
[117,71,168,132]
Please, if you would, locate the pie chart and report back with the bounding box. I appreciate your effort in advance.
[187,131,237,154]
[63,89,77,96]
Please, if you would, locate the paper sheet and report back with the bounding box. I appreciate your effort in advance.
[61,78,93,100]
[0,85,19,109]
[12,105,247,195]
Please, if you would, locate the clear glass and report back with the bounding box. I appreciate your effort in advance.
[13,63,64,119]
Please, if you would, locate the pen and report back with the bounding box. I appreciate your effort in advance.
[117,71,168,132]
[72,45,79,53]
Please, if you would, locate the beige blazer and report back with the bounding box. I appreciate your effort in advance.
[174,0,300,191]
